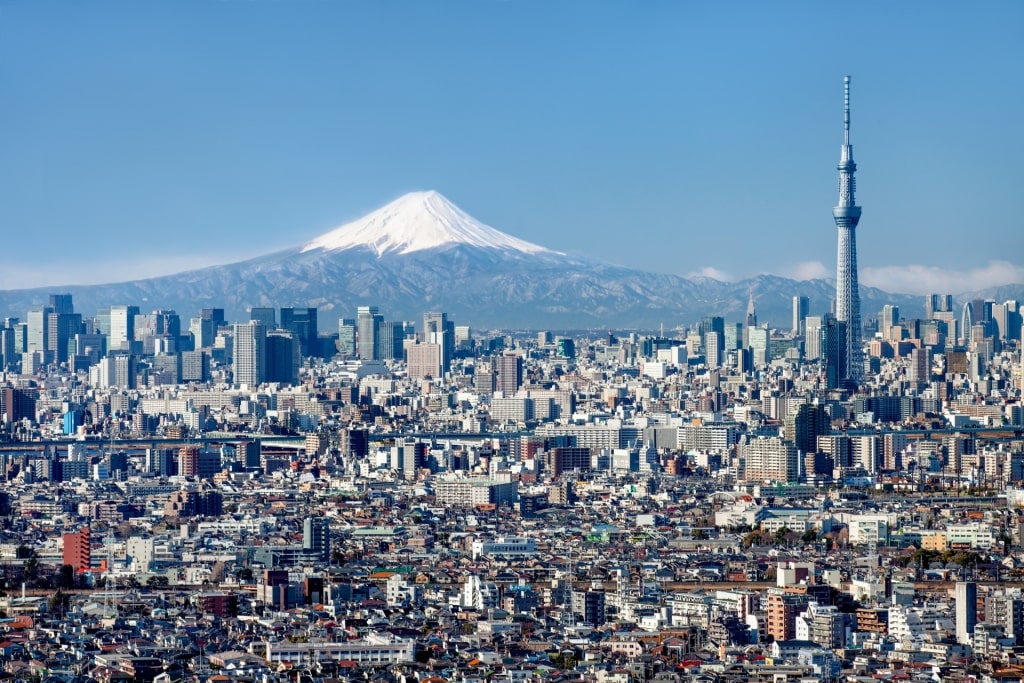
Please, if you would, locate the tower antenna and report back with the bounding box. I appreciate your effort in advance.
[844,75,851,145]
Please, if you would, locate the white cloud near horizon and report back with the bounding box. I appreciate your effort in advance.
[686,266,734,281]
[860,260,1024,295]
[689,259,1023,295]
[774,261,832,281]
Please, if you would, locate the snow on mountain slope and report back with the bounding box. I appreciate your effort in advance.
[301,190,559,257]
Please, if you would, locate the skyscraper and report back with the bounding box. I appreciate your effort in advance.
[792,296,809,336]
[279,307,318,357]
[337,318,356,357]
[881,304,899,341]
[26,307,52,357]
[926,294,953,321]
[423,311,455,373]
[377,321,405,361]
[250,307,277,328]
[820,314,847,390]
[266,329,300,385]
[233,321,266,387]
[48,293,73,315]
[832,75,863,386]
[356,306,381,360]
[110,305,141,352]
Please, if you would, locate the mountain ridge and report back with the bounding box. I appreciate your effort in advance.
[0,191,1020,328]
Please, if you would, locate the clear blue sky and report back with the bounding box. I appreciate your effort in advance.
[1,0,1021,295]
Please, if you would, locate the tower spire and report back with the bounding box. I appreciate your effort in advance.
[844,75,851,145]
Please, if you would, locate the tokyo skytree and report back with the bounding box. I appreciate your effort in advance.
[832,75,863,385]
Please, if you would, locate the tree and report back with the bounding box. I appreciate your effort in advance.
[801,529,818,544]
[23,552,40,587]
[146,575,169,588]
[57,564,75,589]
[740,531,761,549]
[49,589,70,613]
[691,529,709,541]
[773,527,792,546]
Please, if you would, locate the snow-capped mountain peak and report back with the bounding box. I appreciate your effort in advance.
[301,190,557,257]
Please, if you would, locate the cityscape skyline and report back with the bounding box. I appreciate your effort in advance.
[1,2,1022,294]
[1,187,1016,331]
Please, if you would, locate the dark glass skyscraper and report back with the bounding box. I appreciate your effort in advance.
[280,307,318,357]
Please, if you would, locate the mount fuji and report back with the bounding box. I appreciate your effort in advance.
[302,190,560,258]
[0,191,943,328]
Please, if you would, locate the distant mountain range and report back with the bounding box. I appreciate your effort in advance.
[0,191,1019,330]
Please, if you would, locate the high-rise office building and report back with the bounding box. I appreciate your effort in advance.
[832,76,863,386]
[48,293,73,315]
[181,350,209,383]
[724,322,743,352]
[423,311,455,373]
[454,325,472,350]
[190,316,216,349]
[110,305,141,352]
[960,302,974,344]
[94,308,111,337]
[266,330,300,385]
[233,322,267,387]
[279,307,318,358]
[880,305,899,341]
[925,294,953,321]
[0,320,16,370]
[26,307,52,358]
[792,296,809,336]
[820,314,847,390]
[200,308,226,326]
[748,327,770,367]
[356,306,381,360]
[377,321,405,361]
[250,307,277,328]
[337,318,356,357]
[992,300,1022,343]
[704,331,722,368]
[700,316,725,343]
[47,311,81,365]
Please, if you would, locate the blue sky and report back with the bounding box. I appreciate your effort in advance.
[1,1,1021,294]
